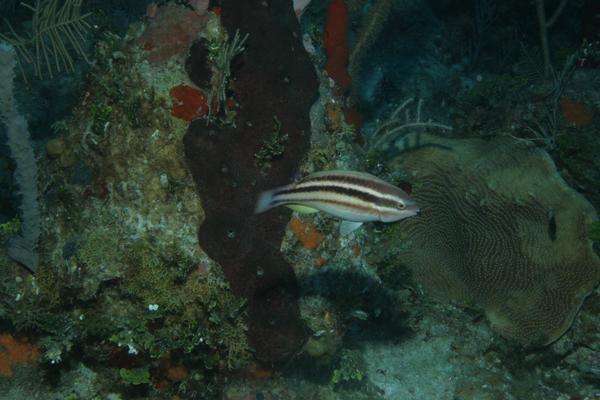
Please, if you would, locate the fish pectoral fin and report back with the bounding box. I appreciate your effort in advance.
[339,220,363,235]
[287,204,320,214]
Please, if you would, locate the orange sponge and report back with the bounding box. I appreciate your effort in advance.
[560,97,594,127]
[289,217,324,249]
[0,333,41,377]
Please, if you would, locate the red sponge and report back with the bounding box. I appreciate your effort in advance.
[169,85,208,121]
[323,0,351,94]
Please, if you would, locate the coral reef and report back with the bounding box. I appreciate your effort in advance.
[1,0,599,399]
[0,363,101,399]
[0,14,251,397]
[299,295,343,363]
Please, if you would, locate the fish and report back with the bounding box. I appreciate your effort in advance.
[254,170,419,234]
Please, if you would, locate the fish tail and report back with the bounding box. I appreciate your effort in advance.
[254,188,279,214]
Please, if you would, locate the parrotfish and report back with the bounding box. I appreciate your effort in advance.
[254,170,419,234]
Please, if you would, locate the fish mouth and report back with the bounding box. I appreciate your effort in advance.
[379,203,420,222]
[402,203,420,218]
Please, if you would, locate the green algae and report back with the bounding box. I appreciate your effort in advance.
[117,238,251,368]
[254,116,288,174]
[331,349,366,387]
[0,219,20,243]
[89,102,113,136]
[119,367,151,385]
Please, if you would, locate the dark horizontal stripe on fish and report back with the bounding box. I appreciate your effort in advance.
[302,174,401,196]
[271,197,377,214]
[274,185,399,209]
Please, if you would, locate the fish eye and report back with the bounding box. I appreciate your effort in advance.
[398,203,405,209]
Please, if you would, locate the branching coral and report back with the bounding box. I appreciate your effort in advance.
[364,98,452,154]
[206,28,248,120]
[0,0,92,80]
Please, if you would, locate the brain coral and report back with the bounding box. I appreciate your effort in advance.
[386,133,600,345]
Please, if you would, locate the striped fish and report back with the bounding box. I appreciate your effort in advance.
[255,170,419,234]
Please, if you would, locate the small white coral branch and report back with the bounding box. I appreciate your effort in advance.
[366,98,452,152]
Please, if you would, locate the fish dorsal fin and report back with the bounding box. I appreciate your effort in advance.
[287,204,319,214]
[304,170,379,180]
[339,220,363,235]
